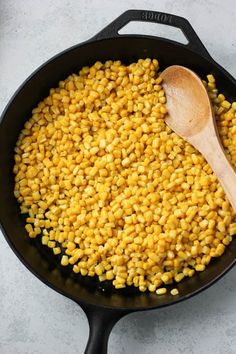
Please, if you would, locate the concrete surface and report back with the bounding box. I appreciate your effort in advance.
[1,0,236,353]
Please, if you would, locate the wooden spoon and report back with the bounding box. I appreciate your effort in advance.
[160,65,236,212]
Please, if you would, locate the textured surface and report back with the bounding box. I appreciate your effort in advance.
[1,1,236,353]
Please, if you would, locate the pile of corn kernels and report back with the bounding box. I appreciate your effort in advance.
[13,59,236,295]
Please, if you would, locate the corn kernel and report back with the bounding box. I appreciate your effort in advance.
[156,287,167,295]
[170,288,179,296]
[61,255,69,266]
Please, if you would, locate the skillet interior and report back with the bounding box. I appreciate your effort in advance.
[1,36,236,310]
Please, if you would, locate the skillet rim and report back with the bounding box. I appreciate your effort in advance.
[1,34,236,312]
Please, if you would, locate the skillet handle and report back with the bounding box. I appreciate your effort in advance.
[93,9,211,60]
[80,303,128,354]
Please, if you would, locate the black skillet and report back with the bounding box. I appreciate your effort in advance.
[1,9,236,354]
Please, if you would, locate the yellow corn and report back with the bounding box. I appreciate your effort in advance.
[13,59,236,296]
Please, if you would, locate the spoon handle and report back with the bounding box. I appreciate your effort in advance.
[200,137,236,213]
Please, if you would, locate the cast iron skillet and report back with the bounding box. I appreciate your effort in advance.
[1,9,236,354]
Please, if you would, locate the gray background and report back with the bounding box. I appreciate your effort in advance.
[1,0,236,353]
